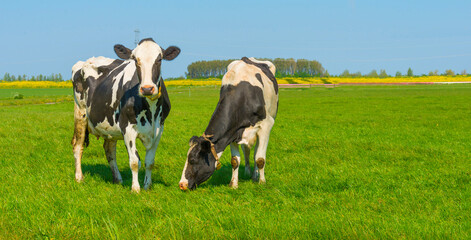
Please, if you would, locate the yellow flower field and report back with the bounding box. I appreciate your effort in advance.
[278,75,471,84]
[0,81,73,89]
[0,75,469,89]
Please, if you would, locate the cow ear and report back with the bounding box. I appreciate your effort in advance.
[189,136,198,146]
[114,44,132,59]
[201,139,212,153]
[163,46,181,61]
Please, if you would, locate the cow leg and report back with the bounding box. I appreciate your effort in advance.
[252,139,259,182]
[72,104,87,183]
[103,140,122,184]
[143,126,163,190]
[229,143,241,189]
[254,118,275,184]
[123,127,140,192]
[241,144,251,177]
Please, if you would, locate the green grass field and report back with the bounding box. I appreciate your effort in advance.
[0,85,470,239]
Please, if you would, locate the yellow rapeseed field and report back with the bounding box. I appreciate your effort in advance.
[0,81,73,89]
[0,76,469,88]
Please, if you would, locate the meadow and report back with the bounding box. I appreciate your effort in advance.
[0,84,470,239]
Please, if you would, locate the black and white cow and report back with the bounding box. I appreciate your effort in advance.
[71,38,180,192]
[178,57,278,190]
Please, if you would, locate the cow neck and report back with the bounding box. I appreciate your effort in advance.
[203,113,237,154]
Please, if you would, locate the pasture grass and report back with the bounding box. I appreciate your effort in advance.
[0,88,73,106]
[0,85,470,239]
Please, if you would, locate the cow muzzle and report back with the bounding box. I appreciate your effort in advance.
[140,85,161,101]
[179,181,189,191]
[140,85,155,96]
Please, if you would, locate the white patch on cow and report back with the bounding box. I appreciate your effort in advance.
[179,144,196,186]
[71,61,85,76]
[88,117,122,140]
[238,125,260,148]
[229,143,241,189]
[247,57,276,75]
[132,41,163,90]
[221,57,274,91]
[82,56,115,79]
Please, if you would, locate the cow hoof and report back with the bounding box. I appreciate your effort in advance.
[75,174,84,183]
[252,172,259,182]
[113,179,123,184]
[229,181,238,189]
[245,168,251,177]
[259,179,266,184]
[131,185,140,193]
[143,183,152,190]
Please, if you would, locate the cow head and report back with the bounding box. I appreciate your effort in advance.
[114,38,180,99]
[179,136,219,190]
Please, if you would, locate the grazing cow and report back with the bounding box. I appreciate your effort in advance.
[179,57,278,190]
[71,38,180,192]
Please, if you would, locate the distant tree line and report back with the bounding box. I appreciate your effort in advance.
[186,58,325,79]
[1,67,468,82]
[337,67,469,78]
[1,73,65,82]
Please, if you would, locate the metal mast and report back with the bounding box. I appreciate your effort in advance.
[134,29,140,46]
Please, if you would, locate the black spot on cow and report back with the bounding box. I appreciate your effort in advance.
[204,81,266,153]
[97,59,124,75]
[135,150,140,161]
[140,116,146,126]
[72,69,88,100]
[155,80,171,125]
[84,128,89,147]
[129,141,133,148]
[151,55,162,85]
[241,57,278,94]
[139,38,156,45]
[255,73,264,86]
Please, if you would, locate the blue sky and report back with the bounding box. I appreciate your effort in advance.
[1,0,470,78]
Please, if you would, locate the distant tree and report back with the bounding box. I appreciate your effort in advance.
[340,69,350,77]
[428,69,439,76]
[379,69,388,78]
[407,67,413,77]
[323,70,330,77]
[367,69,378,78]
[444,69,455,76]
[351,71,361,78]
[461,69,467,76]
[395,71,402,77]
[30,76,36,81]
[3,73,11,81]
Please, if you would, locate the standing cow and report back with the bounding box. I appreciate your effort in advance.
[71,38,180,192]
[179,57,278,190]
